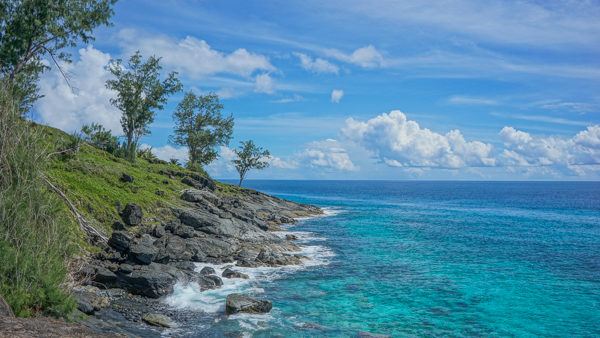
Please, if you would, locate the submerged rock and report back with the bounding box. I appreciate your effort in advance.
[222,268,249,279]
[225,293,272,315]
[121,203,143,226]
[142,313,174,328]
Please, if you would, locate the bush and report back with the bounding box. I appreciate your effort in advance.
[81,123,119,154]
[0,83,76,317]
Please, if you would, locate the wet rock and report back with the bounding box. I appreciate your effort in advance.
[225,294,272,314]
[108,231,132,253]
[121,203,143,226]
[200,267,216,275]
[285,234,298,241]
[142,313,174,328]
[117,263,181,298]
[129,235,157,265]
[173,261,196,271]
[222,268,249,279]
[120,173,134,183]
[196,275,223,290]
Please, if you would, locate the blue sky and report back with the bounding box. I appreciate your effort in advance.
[35,0,600,180]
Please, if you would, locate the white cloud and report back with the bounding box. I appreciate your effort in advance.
[448,95,498,105]
[325,45,384,68]
[342,110,496,168]
[271,94,304,104]
[254,73,275,94]
[141,144,189,162]
[294,52,339,74]
[499,125,600,169]
[268,155,298,169]
[300,139,356,171]
[118,29,275,79]
[331,89,344,103]
[36,46,121,133]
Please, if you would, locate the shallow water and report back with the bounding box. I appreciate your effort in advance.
[168,181,600,337]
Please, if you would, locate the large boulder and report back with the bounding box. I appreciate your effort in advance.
[195,275,223,290]
[153,234,196,263]
[225,294,272,315]
[128,234,157,265]
[117,263,181,298]
[108,231,132,253]
[199,266,216,275]
[72,285,109,315]
[121,203,143,226]
[181,176,216,191]
[181,189,220,206]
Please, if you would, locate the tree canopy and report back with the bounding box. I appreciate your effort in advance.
[106,51,182,162]
[233,140,270,187]
[0,0,116,109]
[171,92,234,170]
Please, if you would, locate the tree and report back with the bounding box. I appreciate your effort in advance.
[0,0,116,110]
[106,51,182,162]
[233,140,270,187]
[171,92,234,170]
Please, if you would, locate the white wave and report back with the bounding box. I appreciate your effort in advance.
[294,206,344,222]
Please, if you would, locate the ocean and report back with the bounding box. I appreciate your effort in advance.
[166,181,600,337]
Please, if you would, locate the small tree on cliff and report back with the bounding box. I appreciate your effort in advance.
[171,92,234,171]
[106,51,181,162]
[233,140,270,187]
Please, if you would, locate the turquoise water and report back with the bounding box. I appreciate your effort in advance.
[194,181,600,337]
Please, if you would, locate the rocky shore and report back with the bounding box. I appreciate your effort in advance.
[69,174,321,336]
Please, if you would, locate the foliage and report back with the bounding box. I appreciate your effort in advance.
[169,158,180,166]
[106,51,182,162]
[137,146,158,162]
[233,140,270,187]
[81,123,119,154]
[0,83,76,317]
[171,91,234,169]
[0,0,116,110]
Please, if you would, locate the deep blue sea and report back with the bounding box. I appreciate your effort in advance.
[170,181,600,337]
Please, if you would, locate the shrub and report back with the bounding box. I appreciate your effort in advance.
[81,123,119,154]
[0,84,76,317]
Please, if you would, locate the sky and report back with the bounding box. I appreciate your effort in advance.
[34,0,600,180]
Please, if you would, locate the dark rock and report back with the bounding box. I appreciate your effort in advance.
[195,275,223,290]
[181,175,216,191]
[153,225,165,238]
[108,231,132,253]
[121,203,143,226]
[153,234,195,263]
[118,264,134,274]
[222,268,249,279]
[155,190,165,196]
[77,299,95,315]
[93,266,118,285]
[112,221,126,230]
[72,286,109,315]
[117,263,181,298]
[171,224,196,239]
[0,295,14,317]
[129,235,157,265]
[120,173,134,183]
[285,234,298,241]
[225,294,272,314]
[200,266,216,275]
[162,179,169,184]
[181,189,220,205]
[142,313,174,328]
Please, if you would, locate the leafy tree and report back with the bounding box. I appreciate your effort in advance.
[81,123,119,153]
[171,92,234,170]
[0,0,116,109]
[106,51,181,162]
[233,140,270,187]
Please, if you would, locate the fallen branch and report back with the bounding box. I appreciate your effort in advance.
[42,175,108,243]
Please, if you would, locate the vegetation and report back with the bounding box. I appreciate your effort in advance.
[81,123,120,154]
[106,51,182,162]
[233,140,270,187]
[0,0,116,110]
[0,84,76,317]
[0,0,116,317]
[171,92,234,171]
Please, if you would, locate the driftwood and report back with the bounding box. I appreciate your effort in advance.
[42,176,108,243]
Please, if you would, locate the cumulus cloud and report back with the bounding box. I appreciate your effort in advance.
[36,46,121,133]
[300,139,356,171]
[499,125,600,168]
[142,144,189,163]
[331,89,344,103]
[254,73,275,94]
[118,29,275,79]
[294,52,339,74]
[326,45,384,68]
[342,110,496,168]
